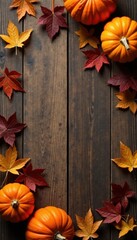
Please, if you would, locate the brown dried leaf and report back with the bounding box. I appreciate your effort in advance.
[115,90,137,114]
[75,26,100,49]
[112,141,137,172]
[75,208,102,240]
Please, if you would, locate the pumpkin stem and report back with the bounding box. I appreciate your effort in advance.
[120,36,130,50]
[55,233,66,240]
[11,199,19,209]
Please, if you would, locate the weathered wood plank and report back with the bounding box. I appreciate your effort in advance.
[0,0,24,239]
[23,0,68,210]
[111,0,137,239]
[68,16,111,240]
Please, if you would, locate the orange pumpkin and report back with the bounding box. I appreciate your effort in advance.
[64,0,117,25]
[0,183,35,222]
[26,206,74,240]
[101,16,137,63]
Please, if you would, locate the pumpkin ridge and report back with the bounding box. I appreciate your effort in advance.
[64,0,116,25]
[26,206,74,240]
[0,183,35,222]
[126,21,137,37]
[101,16,137,62]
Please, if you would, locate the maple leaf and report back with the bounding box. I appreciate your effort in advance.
[112,141,137,172]
[83,49,109,72]
[115,217,137,238]
[75,208,102,240]
[108,74,137,92]
[115,90,137,114]
[0,21,33,54]
[111,182,135,209]
[10,0,39,21]
[0,112,26,146]
[75,26,100,49]
[15,163,49,191]
[0,145,30,175]
[96,202,122,224]
[0,67,25,99]
[38,6,67,39]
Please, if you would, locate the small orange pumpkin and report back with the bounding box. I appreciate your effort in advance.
[64,0,117,25]
[0,183,35,222]
[26,206,74,240]
[101,16,137,63]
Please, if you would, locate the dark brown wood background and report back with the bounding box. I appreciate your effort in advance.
[0,0,137,239]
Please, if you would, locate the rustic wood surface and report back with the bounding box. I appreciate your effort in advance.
[0,0,137,239]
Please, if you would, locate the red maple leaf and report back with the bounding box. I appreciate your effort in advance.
[15,163,49,191]
[0,67,25,99]
[111,182,135,209]
[108,74,137,92]
[38,6,67,39]
[83,49,109,72]
[96,202,122,224]
[0,112,26,146]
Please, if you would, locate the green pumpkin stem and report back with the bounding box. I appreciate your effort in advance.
[120,36,130,50]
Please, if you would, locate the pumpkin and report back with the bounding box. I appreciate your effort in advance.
[26,206,74,240]
[0,183,35,223]
[101,16,137,63]
[63,0,117,25]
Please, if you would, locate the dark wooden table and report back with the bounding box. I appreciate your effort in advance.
[0,0,137,239]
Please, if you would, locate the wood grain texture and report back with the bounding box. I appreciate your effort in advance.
[68,16,111,240]
[0,0,137,240]
[0,0,24,239]
[23,0,67,210]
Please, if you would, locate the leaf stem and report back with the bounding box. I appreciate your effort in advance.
[52,0,55,13]
[0,171,9,188]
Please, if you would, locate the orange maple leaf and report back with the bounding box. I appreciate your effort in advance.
[115,217,137,238]
[75,208,102,240]
[75,26,100,49]
[0,145,30,175]
[115,90,137,114]
[0,21,33,54]
[10,0,39,21]
[112,141,137,172]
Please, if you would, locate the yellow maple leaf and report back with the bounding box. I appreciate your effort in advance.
[112,141,137,172]
[0,21,33,54]
[75,26,100,49]
[75,208,102,240]
[115,90,137,114]
[10,0,39,21]
[0,145,30,175]
[115,217,137,238]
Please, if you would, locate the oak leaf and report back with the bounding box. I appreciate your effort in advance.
[115,90,137,114]
[15,163,49,191]
[108,74,137,92]
[111,182,135,209]
[0,112,26,146]
[83,49,109,72]
[96,202,122,224]
[0,145,30,175]
[38,6,67,39]
[75,26,99,49]
[115,218,137,238]
[75,208,102,240]
[10,0,39,21]
[0,67,25,99]
[112,141,137,172]
[0,21,33,54]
